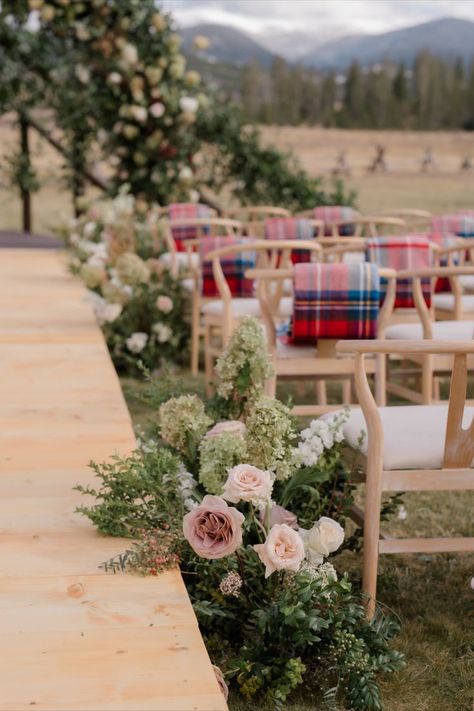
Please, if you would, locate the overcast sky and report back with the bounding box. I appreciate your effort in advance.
[160,0,474,37]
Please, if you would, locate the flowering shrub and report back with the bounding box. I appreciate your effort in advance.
[78,317,404,709]
[62,191,190,374]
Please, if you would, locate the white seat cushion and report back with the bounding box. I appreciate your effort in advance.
[342,251,365,264]
[459,275,474,291]
[275,341,316,359]
[202,296,292,318]
[433,293,474,313]
[159,251,200,270]
[326,406,474,470]
[385,320,474,340]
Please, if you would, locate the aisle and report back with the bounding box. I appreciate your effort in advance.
[0,250,227,711]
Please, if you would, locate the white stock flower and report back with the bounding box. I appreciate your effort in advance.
[75,64,90,84]
[126,332,148,353]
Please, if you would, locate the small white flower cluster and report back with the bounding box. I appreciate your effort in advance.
[219,571,243,598]
[126,331,148,353]
[298,409,349,467]
[153,322,173,343]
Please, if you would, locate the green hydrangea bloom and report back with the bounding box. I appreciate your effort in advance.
[245,396,298,480]
[215,316,273,406]
[199,432,247,495]
[115,252,150,285]
[159,394,212,455]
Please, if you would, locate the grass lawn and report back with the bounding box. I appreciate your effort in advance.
[121,371,474,711]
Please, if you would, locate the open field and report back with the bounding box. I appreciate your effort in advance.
[1,118,474,235]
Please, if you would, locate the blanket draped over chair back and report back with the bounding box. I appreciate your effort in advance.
[291,262,380,343]
[168,203,212,251]
[431,212,474,238]
[312,205,357,236]
[365,235,432,308]
[264,218,315,263]
[199,235,256,298]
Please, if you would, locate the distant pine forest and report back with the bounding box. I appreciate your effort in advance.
[197,51,474,131]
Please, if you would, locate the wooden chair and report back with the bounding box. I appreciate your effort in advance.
[335,338,474,618]
[158,217,243,278]
[202,240,323,392]
[225,205,291,221]
[383,265,474,404]
[251,262,397,414]
[433,239,474,321]
[373,208,432,231]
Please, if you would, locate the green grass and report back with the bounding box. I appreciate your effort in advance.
[121,370,474,711]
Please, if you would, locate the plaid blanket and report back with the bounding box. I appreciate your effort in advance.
[431,212,474,237]
[199,235,256,298]
[168,202,212,252]
[264,218,315,263]
[313,205,357,236]
[291,262,380,342]
[365,236,432,308]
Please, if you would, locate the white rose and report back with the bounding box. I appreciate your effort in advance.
[149,102,165,118]
[179,96,199,114]
[97,302,122,324]
[222,464,273,507]
[108,72,122,85]
[178,166,193,184]
[152,323,172,343]
[75,23,90,41]
[156,295,173,313]
[75,64,90,84]
[300,517,345,565]
[126,332,148,353]
[205,421,246,439]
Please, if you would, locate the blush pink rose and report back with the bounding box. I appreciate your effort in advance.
[222,464,273,506]
[212,665,229,701]
[205,420,246,439]
[254,523,305,578]
[260,503,298,530]
[183,495,244,559]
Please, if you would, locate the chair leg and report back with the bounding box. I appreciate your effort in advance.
[204,323,214,397]
[375,353,386,407]
[421,354,433,405]
[342,378,351,404]
[362,461,383,620]
[190,299,200,376]
[316,380,327,406]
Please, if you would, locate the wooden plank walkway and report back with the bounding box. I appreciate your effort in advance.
[0,250,227,711]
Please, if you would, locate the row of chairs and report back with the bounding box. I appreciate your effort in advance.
[154,203,474,617]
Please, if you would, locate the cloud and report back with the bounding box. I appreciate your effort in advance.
[160,0,474,37]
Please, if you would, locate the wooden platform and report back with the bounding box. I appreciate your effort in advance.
[0,250,227,711]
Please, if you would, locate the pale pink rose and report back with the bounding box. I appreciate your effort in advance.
[254,524,305,578]
[205,420,246,439]
[156,295,173,313]
[260,503,298,530]
[150,101,165,118]
[183,495,244,559]
[222,464,273,506]
[212,665,229,701]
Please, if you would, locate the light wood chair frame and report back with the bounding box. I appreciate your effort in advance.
[434,239,474,321]
[225,205,291,221]
[337,338,474,618]
[383,265,474,404]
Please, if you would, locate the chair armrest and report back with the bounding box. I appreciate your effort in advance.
[398,266,474,279]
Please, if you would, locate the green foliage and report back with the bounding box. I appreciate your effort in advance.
[75,447,183,537]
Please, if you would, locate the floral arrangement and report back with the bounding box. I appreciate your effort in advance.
[63,190,189,374]
[78,317,404,709]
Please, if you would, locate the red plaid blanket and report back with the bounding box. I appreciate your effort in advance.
[264,218,315,263]
[199,236,256,298]
[365,236,432,308]
[168,203,212,252]
[313,205,357,236]
[431,212,474,237]
[291,262,380,343]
